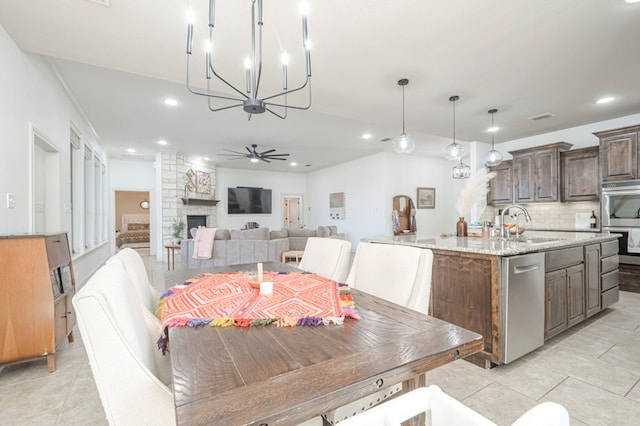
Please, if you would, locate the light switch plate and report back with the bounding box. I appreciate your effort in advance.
[6,193,15,209]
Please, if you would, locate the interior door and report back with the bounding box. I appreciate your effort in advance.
[283,196,301,227]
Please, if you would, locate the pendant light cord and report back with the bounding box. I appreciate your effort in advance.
[491,111,495,149]
[402,85,406,134]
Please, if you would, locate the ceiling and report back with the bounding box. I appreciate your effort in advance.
[1,0,639,172]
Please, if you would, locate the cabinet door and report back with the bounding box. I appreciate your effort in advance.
[534,149,559,202]
[585,244,601,317]
[566,264,585,327]
[487,160,513,205]
[514,153,535,203]
[562,148,600,201]
[600,132,637,181]
[545,269,567,339]
[54,297,67,348]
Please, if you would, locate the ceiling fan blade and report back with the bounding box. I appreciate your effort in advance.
[265,156,288,160]
[263,153,289,158]
[260,157,271,163]
[221,148,246,155]
[245,146,253,154]
[259,149,276,155]
[218,154,246,158]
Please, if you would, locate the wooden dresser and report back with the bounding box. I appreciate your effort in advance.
[0,233,76,372]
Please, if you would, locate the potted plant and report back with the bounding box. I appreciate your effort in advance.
[171,218,185,243]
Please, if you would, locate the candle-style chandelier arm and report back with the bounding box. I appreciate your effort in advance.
[185,0,312,119]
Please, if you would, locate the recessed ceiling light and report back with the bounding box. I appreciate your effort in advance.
[487,126,499,133]
[596,96,615,104]
[203,157,210,161]
[291,162,298,166]
[126,148,136,153]
[362,133,372,139]
[625,0,640,4]
[164,98,178,106]
[157,139,168,146]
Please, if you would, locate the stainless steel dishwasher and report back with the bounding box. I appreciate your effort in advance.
[502,252,545,364]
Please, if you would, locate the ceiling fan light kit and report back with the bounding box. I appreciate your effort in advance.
[186,0,312,120]
[392,78,415,154]
[484,108,504,167]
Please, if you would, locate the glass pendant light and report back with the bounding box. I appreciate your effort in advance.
[444,95,464,161]
[392,78,415,154]
[484,108,504,167]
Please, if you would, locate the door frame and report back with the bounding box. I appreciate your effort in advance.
[282,194,304,228]
[28,123,61,233]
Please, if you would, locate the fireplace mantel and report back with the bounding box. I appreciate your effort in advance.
[181,198,220,206]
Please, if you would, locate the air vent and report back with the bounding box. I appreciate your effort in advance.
[527,112,555,121]
[380,137,392,142]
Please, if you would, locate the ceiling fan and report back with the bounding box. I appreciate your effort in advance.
[219,144,290,163]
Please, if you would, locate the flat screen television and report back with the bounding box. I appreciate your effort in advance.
[227,187,272,214]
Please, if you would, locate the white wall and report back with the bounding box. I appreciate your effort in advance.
[216,168,307,231]
[0,24,109,285]
[306,152,457,249]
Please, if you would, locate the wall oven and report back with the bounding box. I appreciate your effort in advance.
[602,181,640,265]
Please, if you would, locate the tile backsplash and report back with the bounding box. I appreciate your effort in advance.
[480,201,601,230]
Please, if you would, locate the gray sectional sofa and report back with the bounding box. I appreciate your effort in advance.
[180,225,344,268]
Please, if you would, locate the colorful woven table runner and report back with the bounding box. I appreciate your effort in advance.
[158,272,359,330]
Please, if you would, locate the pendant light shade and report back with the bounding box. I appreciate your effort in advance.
[444,95,464,161]
[452,161,471,179]
[392,78,415,154]
[484,108,504,167]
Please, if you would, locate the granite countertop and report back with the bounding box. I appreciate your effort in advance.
[364,231,621,256]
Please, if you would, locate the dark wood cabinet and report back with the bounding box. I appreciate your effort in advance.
[566,264,585,327]
[594,126,639,182]
[561,147,600,201]
[510,142,572,204]
[487,160,514,205]
[584,244,601,318]
[0,233,75,372]
[544,246,584,339]
[545,269,567,338]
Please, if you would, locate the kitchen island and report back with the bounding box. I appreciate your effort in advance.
[364,232,620,368]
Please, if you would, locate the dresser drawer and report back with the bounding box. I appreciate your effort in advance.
[601,240,619,257]
[601,254,619,275]
[601,269,619,292]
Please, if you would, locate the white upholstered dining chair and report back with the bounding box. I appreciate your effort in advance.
[345,242,433,315]
[73,262,175,425]
[324,242,434,425]
[336,386,570,426]
[107,248,160,314]
[297,237,352,282]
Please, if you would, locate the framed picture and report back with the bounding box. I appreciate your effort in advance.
[196,170,211,194]
[417,187,436,209]
[329,192,346,220]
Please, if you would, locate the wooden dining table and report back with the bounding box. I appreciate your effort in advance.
[164,262,483,426]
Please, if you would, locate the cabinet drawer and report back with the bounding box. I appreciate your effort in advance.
[545,247,583,271]
[602,286,619,308]
[601,254,619,274]
[45,235,70,270]
[601,240,619,257]
[601,269,619,291]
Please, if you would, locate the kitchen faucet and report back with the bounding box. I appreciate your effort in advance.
[500,205,533,239]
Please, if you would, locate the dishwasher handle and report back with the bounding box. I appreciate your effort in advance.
[513,263,541,274]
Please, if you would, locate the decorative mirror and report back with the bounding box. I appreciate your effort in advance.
[140,200,150,209]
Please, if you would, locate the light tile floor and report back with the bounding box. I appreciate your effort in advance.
[2,249,639,425]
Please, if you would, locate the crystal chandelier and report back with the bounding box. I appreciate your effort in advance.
[392,78,415,154]
[444,95,464,161]
[186,0,312,120]
[484,108,504,167]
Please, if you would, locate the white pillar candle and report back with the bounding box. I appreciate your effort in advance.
[257,262,263,282]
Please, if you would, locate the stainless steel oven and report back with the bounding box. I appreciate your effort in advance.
[602,180,640,265]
